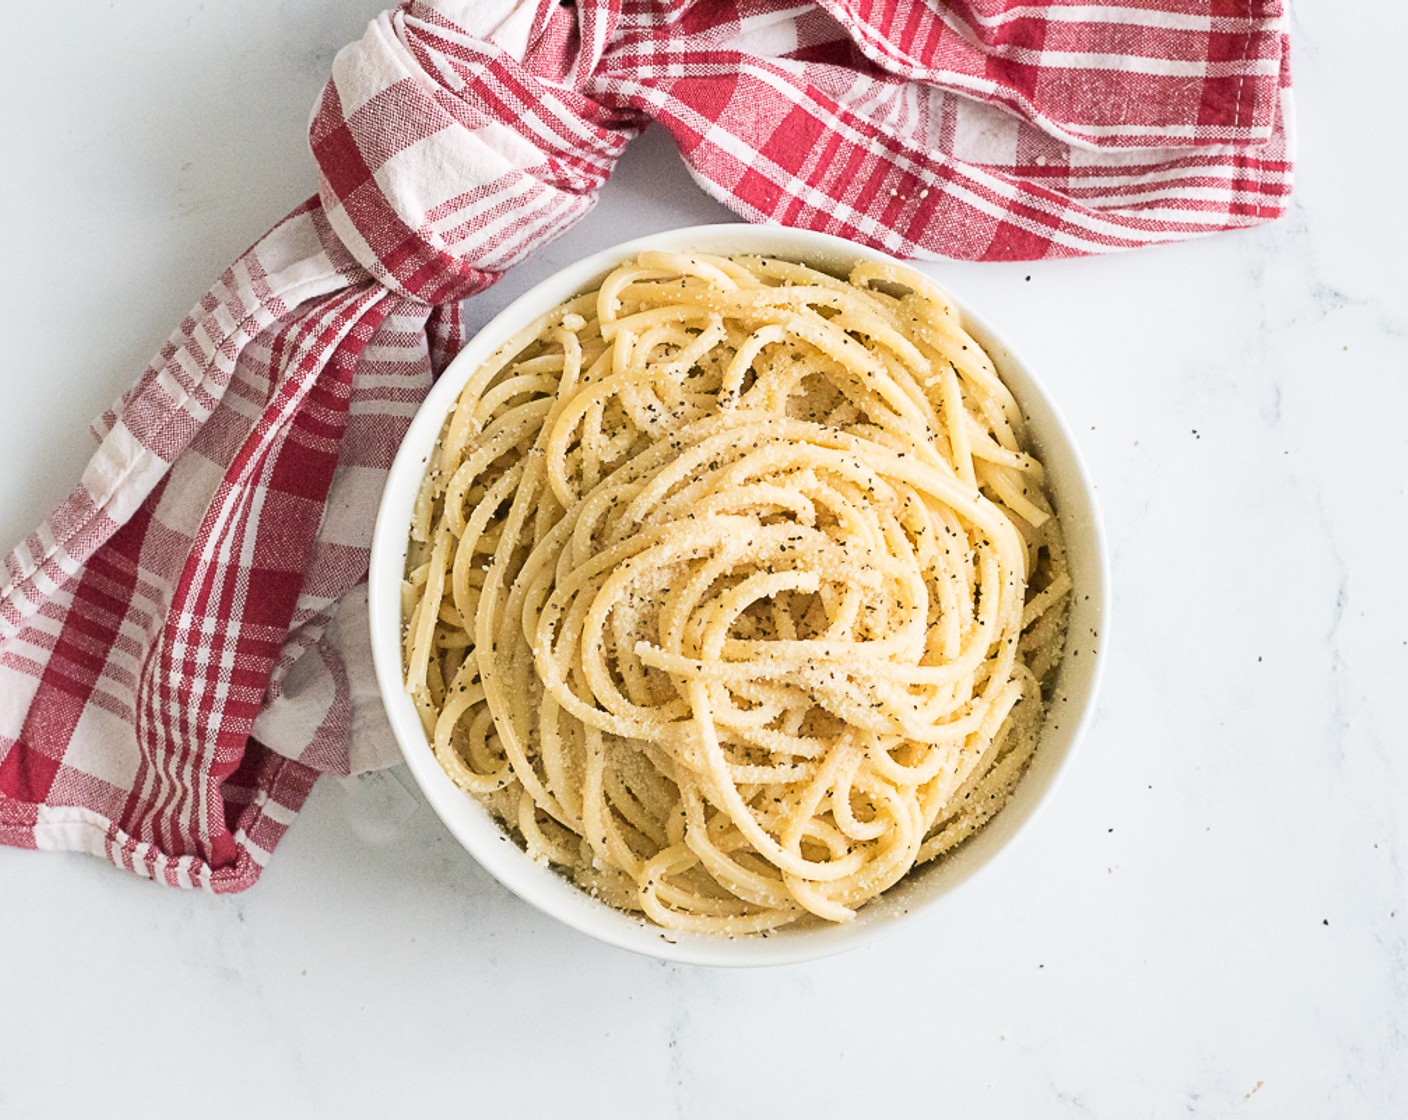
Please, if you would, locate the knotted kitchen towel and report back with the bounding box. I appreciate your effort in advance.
[0,0,1293,890]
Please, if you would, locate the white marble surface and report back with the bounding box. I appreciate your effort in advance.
[1,2,1404,1116]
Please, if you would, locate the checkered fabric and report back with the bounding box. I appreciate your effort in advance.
[0,0,1293,890]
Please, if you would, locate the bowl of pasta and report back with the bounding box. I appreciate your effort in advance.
[369,223,1107,965]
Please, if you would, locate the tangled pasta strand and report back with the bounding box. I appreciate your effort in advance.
[404,251,1070,932]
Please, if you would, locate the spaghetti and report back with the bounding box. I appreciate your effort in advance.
[403,251,1070,932]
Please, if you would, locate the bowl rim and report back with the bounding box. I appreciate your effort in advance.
[368,222,1109,966]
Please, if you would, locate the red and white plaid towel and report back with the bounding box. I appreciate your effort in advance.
[0,0,1292,890]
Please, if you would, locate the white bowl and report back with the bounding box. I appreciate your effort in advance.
[369,223,1108,966]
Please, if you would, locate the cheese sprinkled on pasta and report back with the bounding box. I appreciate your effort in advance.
[404,252,1070,932]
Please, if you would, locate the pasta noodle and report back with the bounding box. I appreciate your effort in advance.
[403,251,1070,933]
